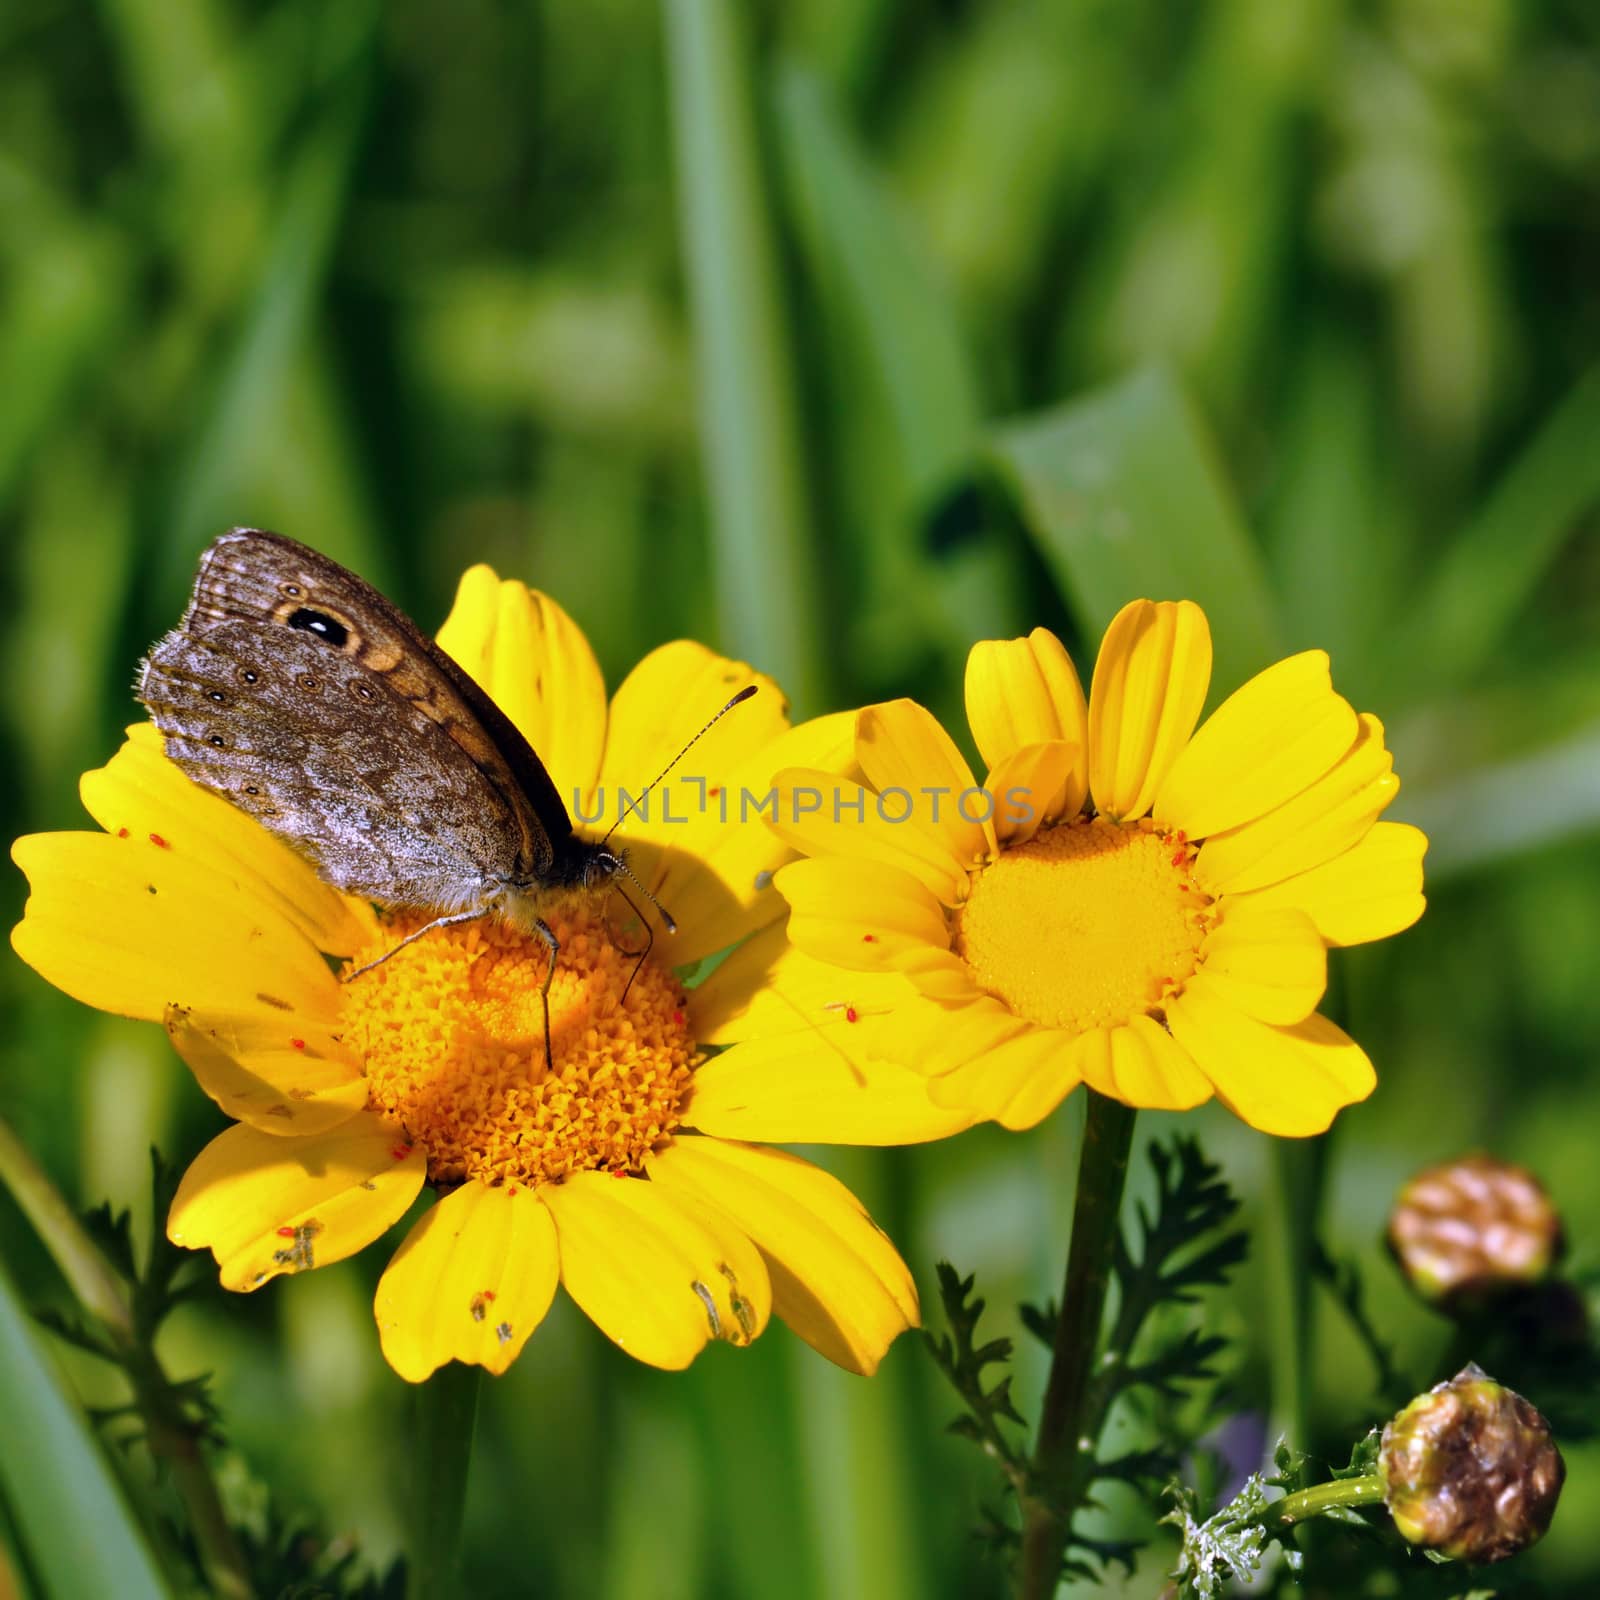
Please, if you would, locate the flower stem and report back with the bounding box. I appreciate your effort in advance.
[1264,1138,1325,1452]
[0,1116,255,1599]
[1017,1090,1137,1600]
[408,1362,483,1600]
[1265,1473,1387,1527]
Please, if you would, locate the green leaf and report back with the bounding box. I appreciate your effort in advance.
[990,367,1282,691]
[0,1255,175,1599]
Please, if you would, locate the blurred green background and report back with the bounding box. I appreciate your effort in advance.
[3,0,1599,1595]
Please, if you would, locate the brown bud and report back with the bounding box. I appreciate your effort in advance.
[1380,1365,1564,1563]
[1387,1154,1562,1312]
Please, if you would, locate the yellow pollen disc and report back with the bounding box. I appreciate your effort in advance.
[342,904,694,1189]
[954,817,1213,1033]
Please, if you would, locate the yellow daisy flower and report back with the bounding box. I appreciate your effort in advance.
[765,599,1427,1138]
[11,569,969,1382]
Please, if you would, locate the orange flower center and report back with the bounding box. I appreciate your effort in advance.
[342,902,694,1189]
[954,817,1212,1033]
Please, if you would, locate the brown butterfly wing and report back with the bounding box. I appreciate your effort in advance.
[138,529,573,904]
[141,622,529,909]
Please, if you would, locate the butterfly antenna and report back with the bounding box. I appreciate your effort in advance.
[616,860,677,936]
[601,684,758,848]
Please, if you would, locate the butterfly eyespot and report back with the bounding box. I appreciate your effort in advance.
[209,735,226,748]
[244,785,260,796]
[286,607,350,648]
[208,690,227,704]
[281,583,302,597]
[297,672,320,691]
[351,682,376,701]
[241,669,259,684]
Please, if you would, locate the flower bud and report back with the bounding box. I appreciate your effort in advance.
[1387,1154,1562,1312]
[1380,1365,1564,1563]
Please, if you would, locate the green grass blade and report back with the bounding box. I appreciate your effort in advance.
[773,63,1014,668]
[1383,363,1600,699]
[158,3,381,596]
[775,64,980,513]
[991,366,1282,688]
[662,0,825,712]
[0,1255,175,1600]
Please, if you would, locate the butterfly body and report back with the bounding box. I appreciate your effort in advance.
[138,528,626,940]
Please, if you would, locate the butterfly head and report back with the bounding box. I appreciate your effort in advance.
[579,844,627,892]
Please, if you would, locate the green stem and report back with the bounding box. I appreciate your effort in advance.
[1265,1473,1386,1528]
[1017,1091,1137,1600]
[407,1362,483,1600]
[0,1118,255,1599]
[1264,1138,1325,1453]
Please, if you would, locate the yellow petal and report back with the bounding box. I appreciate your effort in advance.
[543,1171,770,1369]
[596,641,789,834]
[164,1004,367,1137]
[983,741,1079,846]
[1166,987,1376,1136]
[434,571,609,807]
[892,944,984,1003]
[1195,713,1397,893]
[1069,1027,1118,1097]
[687,1030,974,1144]
[1154,652,1359,840]
[374,1182,560,1382]
[774,857,949,970]
[964,629,1089,816]
[1101,1017,1213,1111]
[767,768,969,904]
[648,1137,916,1376]
[168,1114,426,1290]
[856,699,995,865]
[637,711,858,967]
[11,832,340,1024]
[689,925,930,1059]
[1088,600,1212,820]
[686,922,791,1041]
[1226,822,1427,947]
[81,724,369,955]
[1192,905,1327,1025]
[907,993,1035,1080]
[926,1025,1080,1131]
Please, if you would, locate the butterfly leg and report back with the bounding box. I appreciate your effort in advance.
[341,907,491,980]
[532,916,560,1073]
[606,883,655,1005]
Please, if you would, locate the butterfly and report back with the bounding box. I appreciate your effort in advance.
[138,528,744,1052]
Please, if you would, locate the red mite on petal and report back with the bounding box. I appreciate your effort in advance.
[116,827,129,839]
[391,1145,412,1161]
[276,1226,296,1238]
[289,1038,306,1050]
[149,833,170,849]
[862,933,876,943]
[845,1006,859,1023]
